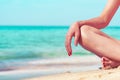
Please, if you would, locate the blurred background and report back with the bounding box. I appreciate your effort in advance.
[0,0,120,80]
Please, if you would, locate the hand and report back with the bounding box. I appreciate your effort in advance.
[65,22,81,56]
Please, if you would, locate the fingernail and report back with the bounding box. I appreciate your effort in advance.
[68,54,71,56]
[68,52,71,56]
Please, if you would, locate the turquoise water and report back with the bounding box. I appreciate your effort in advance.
[0,26,120,70]
[0,26,120,60]
[0,26,68,60]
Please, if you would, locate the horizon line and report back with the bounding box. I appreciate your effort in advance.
[0,25,119,27]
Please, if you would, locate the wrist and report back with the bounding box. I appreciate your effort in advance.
[77,21,86,27]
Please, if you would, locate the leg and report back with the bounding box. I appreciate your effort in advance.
[102,39,120,69]
[79,25,120,62]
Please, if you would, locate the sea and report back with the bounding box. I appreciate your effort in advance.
[0,25,120,71]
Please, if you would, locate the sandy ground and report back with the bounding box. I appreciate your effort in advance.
[0,55,101,80]
[25,68,120,80]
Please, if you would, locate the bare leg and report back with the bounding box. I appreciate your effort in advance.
[79,25,120,68]
[102,39,120,69]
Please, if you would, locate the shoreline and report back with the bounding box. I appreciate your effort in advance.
[0,55,101,80]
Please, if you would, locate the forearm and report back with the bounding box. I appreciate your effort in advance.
[78,16,109,29]
[77,0,120,29]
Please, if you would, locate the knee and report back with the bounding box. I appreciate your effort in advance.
[81,25,90,31]
[78,25,92,46]
[80,25,91,39]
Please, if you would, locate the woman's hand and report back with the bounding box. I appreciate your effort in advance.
[65,17,107,56]
[65,22,81,56]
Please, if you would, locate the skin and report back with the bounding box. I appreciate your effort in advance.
[65,0,120,69]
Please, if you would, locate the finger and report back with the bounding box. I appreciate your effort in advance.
[65,34,73,56]
[74,31,80,46]
[65,35,72,56]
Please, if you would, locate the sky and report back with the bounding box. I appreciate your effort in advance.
[0,0,120,26]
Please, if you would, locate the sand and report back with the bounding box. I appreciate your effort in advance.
[25,68,120,80]
[0,56,102,80]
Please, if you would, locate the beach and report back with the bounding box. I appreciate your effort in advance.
[1,0,120,79]
[26,68,120,80]
[0,55,101,80]
[0,55,120,80]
